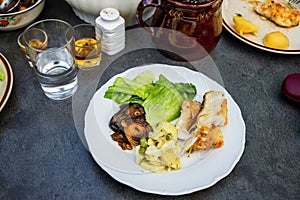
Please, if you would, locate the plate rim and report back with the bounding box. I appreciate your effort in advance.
[0,53,13,112]
[222,0,300,54]
[84,63,246,195]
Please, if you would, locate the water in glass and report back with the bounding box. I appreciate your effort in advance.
[36,48,78,100]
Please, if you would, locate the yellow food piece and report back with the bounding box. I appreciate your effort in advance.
[156,122,178,138]
[233,16,259,36]
[135,122,181,173]
[263,31,289,49]
[254,0,300,28]
[160,151,178,166]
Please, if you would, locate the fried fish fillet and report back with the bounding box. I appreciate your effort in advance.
[176,99,201,132]
[190,124,224,151]
[176,91,228,153]
[188,91,228,151]
[254,0,300,27]
[189,91,228,134]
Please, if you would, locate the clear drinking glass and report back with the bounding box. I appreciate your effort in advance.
[17,28,48,68]
[23,19,78,100]
[73,24,102,70]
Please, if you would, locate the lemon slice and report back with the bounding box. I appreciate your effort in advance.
[233,16,259,36]
[263,31,289,50]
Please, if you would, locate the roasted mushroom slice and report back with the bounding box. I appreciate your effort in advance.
[111,131,133,150]
[124,118,153,146]
[109,103,146,132]
[109,103,153,149]
[127,103,146,119]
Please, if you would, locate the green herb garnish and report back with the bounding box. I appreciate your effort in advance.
[0,69,4,81]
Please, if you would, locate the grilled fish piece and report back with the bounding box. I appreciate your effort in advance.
[189,91,228,135]
[176,99,201,132]
[254,0,300,27]
[190,124,224,151]
[180,91,228,153]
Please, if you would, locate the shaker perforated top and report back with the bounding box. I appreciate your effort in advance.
[100,8,120,21]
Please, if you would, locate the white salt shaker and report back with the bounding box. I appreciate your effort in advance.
[95,8,125,56]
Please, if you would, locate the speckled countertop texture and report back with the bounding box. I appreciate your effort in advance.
[0,0,299,199]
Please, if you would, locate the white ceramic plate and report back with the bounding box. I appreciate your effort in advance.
[84,64,246,195]
[222,0,300,54]
[0,53,13,112]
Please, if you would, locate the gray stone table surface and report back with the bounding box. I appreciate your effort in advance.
[0,0,299,199]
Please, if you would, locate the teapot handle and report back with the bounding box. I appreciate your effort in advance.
[136,0,161,33]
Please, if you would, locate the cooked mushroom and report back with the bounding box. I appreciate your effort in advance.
[124,118,152,146]
[109,103,153,150]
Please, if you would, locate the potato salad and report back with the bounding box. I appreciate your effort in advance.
[135,122,181,173]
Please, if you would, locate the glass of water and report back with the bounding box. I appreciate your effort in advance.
[23,19,78,100]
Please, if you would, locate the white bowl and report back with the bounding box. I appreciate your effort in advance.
[64,0,154,27]
[0,0,45,31]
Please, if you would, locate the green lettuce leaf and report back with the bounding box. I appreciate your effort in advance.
[142,74,196,126]
[104,70,155,106]
[104,71,197,126]
[142,84,184,127]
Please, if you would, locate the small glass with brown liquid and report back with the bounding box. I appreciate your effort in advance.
[73,24,103,70]
[17,28,48,67]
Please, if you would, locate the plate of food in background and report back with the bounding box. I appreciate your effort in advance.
[0,53,13,112]
[84,64,246,195]
[222,0,300,54]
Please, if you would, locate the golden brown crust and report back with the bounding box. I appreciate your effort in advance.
[191,125,224,151]
[176,99,201,132]
[184,91,228,152]
[254,0,300,27]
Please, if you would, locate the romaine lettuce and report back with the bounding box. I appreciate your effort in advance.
[104,71,155,106]
[104,70,197,126]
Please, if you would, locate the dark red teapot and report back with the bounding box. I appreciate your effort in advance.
[137,0,223,61]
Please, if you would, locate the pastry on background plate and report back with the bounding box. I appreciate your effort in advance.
[254,0,300,28]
